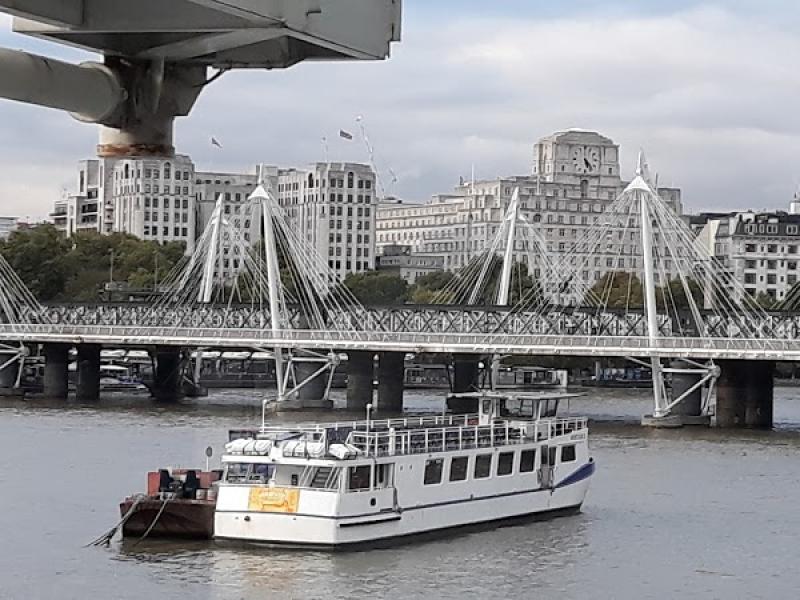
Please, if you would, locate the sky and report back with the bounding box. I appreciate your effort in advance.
[2,1,800,219]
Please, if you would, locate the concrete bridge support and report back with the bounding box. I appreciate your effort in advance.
[0,351,20,396]
[288,360,333,410]
[43,343,70,399]
[152,346,183,402]
[716,360,774,428]
[447,353,481,414]
[377,352,405,413]
[76,344,102,402]
[346,351,374,411]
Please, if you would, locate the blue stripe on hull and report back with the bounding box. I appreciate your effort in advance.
[555,459,596,489]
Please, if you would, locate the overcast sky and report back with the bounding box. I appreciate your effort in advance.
[2,1,800,219]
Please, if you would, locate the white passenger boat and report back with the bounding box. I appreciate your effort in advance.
[214,392,594,548]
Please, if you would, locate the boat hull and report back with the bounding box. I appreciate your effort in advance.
[120,499,215,539]
[214,468,592,548]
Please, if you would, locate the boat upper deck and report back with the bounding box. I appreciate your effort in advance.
[225,392,587,461]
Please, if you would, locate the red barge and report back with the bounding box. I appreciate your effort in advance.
[120,469,221,540]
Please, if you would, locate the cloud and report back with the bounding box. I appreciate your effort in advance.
[1,4,799,217]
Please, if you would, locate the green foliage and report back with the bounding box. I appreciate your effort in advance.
[0,225,185,302]
[754,291,777,310]
[343,272,409,305]
[585,272,704,311]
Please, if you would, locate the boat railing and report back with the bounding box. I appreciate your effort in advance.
[255,414,479,442]
[347,416,587,458]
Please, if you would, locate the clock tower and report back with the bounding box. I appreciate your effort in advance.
[532,129,621,189]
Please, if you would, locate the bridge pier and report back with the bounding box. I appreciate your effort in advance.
[716,360,774,428]
[446,353,481,414]
[0,350,20,396]
[76,344,101,402]
[346,351,374,411]
[376,352,404,413]
[43,343,71,399]
[283,360,333,410]
[151,347,184,402]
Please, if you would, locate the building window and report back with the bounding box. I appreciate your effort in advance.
[449,457,469,482]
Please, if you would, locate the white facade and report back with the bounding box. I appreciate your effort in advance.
[276,162,377,279]
[52,159,116,236]
[112,155,197,252]
[376,130,683,286]
[695,211,800,303]
[377,244,444,284]
[195,170,261,280]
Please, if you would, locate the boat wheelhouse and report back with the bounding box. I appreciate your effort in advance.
[214,392,594,548]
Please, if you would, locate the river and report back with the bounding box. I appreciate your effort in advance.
[1,387,800,599]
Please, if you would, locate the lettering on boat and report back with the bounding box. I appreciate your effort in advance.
[248,487,300,513]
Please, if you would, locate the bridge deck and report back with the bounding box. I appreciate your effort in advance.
[1,324,798,360]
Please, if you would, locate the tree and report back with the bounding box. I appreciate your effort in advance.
[0,224,70,300]
[343,272,409,305]
[409,271,455,304]
[0,226,185,302]
[584,272,644,309]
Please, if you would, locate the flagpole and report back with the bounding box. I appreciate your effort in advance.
[322,136,329,164]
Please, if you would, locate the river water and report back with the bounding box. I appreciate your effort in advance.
[2,387,800,599]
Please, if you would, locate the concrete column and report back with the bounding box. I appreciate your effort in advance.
[669,360,702,417]
[346,351,374,411]
[152,346,183,402]
[453,353,480,393]
[291,360,332,410]
[43,343,70,399]
[716,360,774,429]
[377,352,405,413]
[447,353,481,414]
[0,359,18,389]
[76,344,102,402]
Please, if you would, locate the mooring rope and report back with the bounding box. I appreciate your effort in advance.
[132,495,173,546]
[85,494,147,548]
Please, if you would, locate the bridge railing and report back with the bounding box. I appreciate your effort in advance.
[1,323,798,358]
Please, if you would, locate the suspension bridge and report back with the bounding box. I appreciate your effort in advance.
[0,157,795,426]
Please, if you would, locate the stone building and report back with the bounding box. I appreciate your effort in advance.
[377,244,444,284]
[376,130,683,287]
[694,210,800,303]
[275,162,377,279]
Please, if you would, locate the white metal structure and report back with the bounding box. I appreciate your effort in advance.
[214,392,593,547]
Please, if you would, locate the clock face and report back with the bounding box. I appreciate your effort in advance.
[571,146,585,171]
[573,146,600,173]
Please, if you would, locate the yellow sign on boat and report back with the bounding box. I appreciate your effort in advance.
[248,487,300,513]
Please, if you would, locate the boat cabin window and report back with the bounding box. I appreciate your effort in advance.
[225,463,251,483]
[449,457,468,482]
[250,463,275,483]
[541,446,557,467]
[424,459,444,485]
[520,449,536,473]
[497,452,514,476]
[540,399,560,418]
[373,464,392,488]
[474,454,492,479]
[560,445,577,463]
[348,465,371,491]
